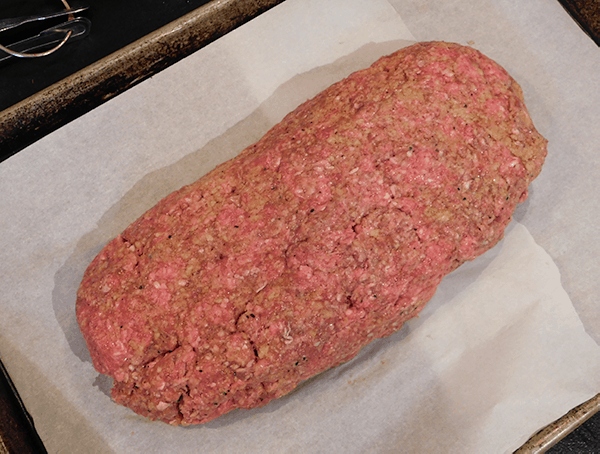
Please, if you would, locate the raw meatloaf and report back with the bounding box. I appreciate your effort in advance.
[76,41,547,425]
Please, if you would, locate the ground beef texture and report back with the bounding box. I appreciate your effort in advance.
[76,41,547,425]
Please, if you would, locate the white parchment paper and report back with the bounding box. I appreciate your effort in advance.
[2,0,600,452]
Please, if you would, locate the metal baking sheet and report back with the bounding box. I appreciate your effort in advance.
[1,0,600,452]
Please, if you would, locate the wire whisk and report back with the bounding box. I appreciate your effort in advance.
[0,2,89,62]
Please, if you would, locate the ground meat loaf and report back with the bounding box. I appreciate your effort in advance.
[76,41,547,425]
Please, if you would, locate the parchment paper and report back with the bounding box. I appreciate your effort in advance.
[2,0,600,452]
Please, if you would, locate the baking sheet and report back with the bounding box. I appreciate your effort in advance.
[1,0,600,452]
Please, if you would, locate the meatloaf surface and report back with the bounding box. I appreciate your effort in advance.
[76,41,547,425]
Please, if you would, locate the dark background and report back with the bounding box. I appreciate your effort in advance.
[548,412,600,453]
[0,0,212,112]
